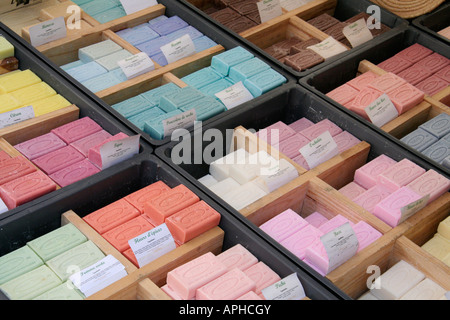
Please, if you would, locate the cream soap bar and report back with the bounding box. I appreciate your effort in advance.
[221,181,268,211]
[399,278,446,300]
[437,216,450,240]
[421,234,450,261]
[209,149,249,181]
[78,40,123,63]
[0,246,43,285]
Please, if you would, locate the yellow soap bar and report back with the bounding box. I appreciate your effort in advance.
[10,82,57,106]
[0,37,14,60]
[40,1,82,22]
[0,70,41,94]
[0,94,22,114]
[32,94,72,117]
[437,216,450,240]
[422,234,450,261]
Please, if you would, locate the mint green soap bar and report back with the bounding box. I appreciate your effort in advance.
[211,47,254,76]
[0,37,14,60]
[27,223,87,262]
[46,240,105,282]
[243,69,287,97]
[140,82,181,106]
[79,39,123,63]
[180,96,226,121]
[181,67,223,89]
[143,110,183,140]
[92,5,127,24]
[112,95,156,119]
[0,265,61,300]
[198,78,235,97]
[80,0,118,16]
[128,106,166,130]
[228,57,271,83]
[95,49,133,71]
[0,246,44,285]
[33,282,84,300]
[159,86,205,112]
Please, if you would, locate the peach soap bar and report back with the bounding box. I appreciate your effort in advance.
[243,262,281,295]
[124,181,171,213]
[0,155,36,185]
[216,244,258,271]
[51,117,103,144]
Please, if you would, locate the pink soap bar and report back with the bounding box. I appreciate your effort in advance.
[124,181,171,213]
[243,262,281,294]
[288,118,314,133]
[373,187,423,227]
[435,64,450,82]
[303,239,329,276]
[347,71,380,91]
[216,244,258,271]
[334,131,361,153]
[369,72,406,92]
[32,145,85,175]
[352,221,382,252]
[0,155,37,185]
[305,212,329,228]
[416,52,450,73]
[395,43,433,64]
[259,209,309,243]
[300,119,343,140]
[378,56,413,74]
[397,64,434,85]
[166,252,229,300]
[339,181,367,200]
[326,84,359,106]
[14,132,67,160]
[292,154,310,170]
[354,155,397,189]
[276,133,310,159]
[0,150,10,162]
[161,284,184,300]
[70,130,112,157]
[415,75,449,96]
[257,121,296,145]
[196,268,256,300]
[406,169,450,204]
[348,87,384,120]
[0,171,57,209]
[377,159,426,192]
[88,132,129,169]
[387,83,425,114]
[280,224,324,260]
[319,214,353,234]
[353,185,392,214]
[236,291,263,300]
[51,117,103,144]
[49,159,99,187]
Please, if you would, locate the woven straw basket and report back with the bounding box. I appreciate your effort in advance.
[370,0,446,19]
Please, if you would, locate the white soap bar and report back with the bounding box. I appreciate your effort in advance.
[399,278,446,300]
[371,260,425,300]
[198,175,218,188]
[208,177,241,198]
[0,198,8,214]
[209,149,249,181]
[222,181,268,210]
[258,158,299,193]
[358,291,379,300]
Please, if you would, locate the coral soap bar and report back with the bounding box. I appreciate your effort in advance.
[216,244,258,272]
[0,155,37,185]
[124,181,171,213]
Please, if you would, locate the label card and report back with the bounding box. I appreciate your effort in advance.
[364,93,399,127]
[342,18,374,48]
[0,198,8,214]
[128,224,177,268]
[261,159,299,193]
[29,17,67,47]
[299,131,339,169]
[0,105,35,129]
[279,0,303,11]
[118,52,155,79]
[160,34,196,64]
[257,0,283,23]
[320,222,359,274]
[261,273,306,300]
[100,134,140,170]
[307,37,348,60]
[399,194,430,225]
[163,109,197,138]
[215,81,254,110]
[119,0,158,15]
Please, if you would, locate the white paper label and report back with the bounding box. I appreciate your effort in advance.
[280,0,303,11]
[342,18,374,48]
[0,198,8,215]
[69,255,127,298]
[163,109,197,138]
[99,134,140,170]
[261,273,306,300]
[215,81,254,110]
[321,222,359,274]
[118,52,155,79]
[299,131,339,169]
[128,223,177,268]
[0,106,35,129]
[307,37,348,60]
[364,93,399,127]
[160,34,196,64]
[257,0,283,23]
[29,17,67,47]
[119,0,158,15]
[399,194,430,224]
[261,159,299,193]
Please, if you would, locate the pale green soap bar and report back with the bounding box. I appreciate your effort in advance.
[0,246,44,285]
[33,282,84,300]
[95,49,133,71]
[79,39,123,63]
[27,223,87,262]
[46,240,105,282]
[0,265,61,300]
[0,37,14,60]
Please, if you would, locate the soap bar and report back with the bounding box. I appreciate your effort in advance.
[437,216,450,240]
[91,6,126,24]
[377,159,426,192]
[103,215,154,252]
[33,282,84,300]
[49,159,100,187]
[14,133,67,161]
[307,13,340,31]
[421,234,450,261]
[166,252,228,300]
[399,278,446,300]
[161,284,184,300]
[237,291,263,300]
[373,187,423,227]
[0,150,10,162]
[319,215,352,234]
[141,83,182,106]
[406,169,450,204]
[224,16,257,33]
[397,64,433,86]
[435,64,450,83]
[227,151,267,185]
[280,224,324,260]
[216,244,258,272]
[300,119,343,140]
[353,185,392,214]
[179,96,226,121]
[0,37,14,60]
[128,107,166,130]
[288,118,314,133]
[348,87,384,120]
[78,40,123,63]
[116,24,160,46]
[122,249,139,268]
[423,140,450,164]
[292,154,310,170]
[79,0,118,16]
[254,158,298,193]
[339,181,367,201]
[0,70,41,94]
[243,69,286,97]
[415,75,449,96]
[420,113,450,139]
[284,49,325,72]
[354,155,397,189]
[166,200,221,245]
[159,86,204,112]
[358,291,379,300]
[259,209,309,243]
[395,44,433,64]
[52,117,103,144]
[334,131,361,153]
[211,47,254,76]
[257,121,297,146]
[61,60,84,71]
[149,16,189,36]
[0,93,21,114]
[244,262,281,295]
[209,149,249,181]
[112,95,156,119]
[95,49,133,71]
[369,72,406,92]
[208,177,241,198]
[10,82,56,106]
[70,130,112,157]
[303,239,329,276]
[400,128,439,152]
[305,212,329,229]
[144,184,200,226]
[32,95,72,117]
[32,145,85,175]
[196,268,256,300]
[209,7,241,25]
[198,175,218,188]
[27,223,87,262]
[81,69,125,93]
[0,155,37,185]
[378,56,413,74]
[181,67,223,89]
[46,240,105,281]
[326,83,359,106]
[40,1,82,21]
[0,171,57,209]
[416,52,450,74]
[276,133,310,159]
[221,181,268,211]
[124,181,171,213]
[352,221,382,252]
[65,61,108,83]
[135,36,169,57]
[290,38,321,54]
[143,110,184,140]
[0,265,61,300]
[83,198,141,234]
[88,132,129,169]
[370,260,425,300]
[347,71,380,91]
[0,246,43,285]
[192,36,218,52]
[197,78,235,97]
[387,83,425,114]
[228,57,270,83]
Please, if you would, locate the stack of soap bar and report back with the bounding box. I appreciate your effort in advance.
[205,1,260,33]
[421,216,450,266]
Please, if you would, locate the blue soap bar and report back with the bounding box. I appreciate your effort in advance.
[198,78,235,97]
[128,106,166,130]
[423,140,450,164]
[193,36,217,53]
[81,70,124,93]
[159,86,205,112]
[229,57,271,83]
[400,128,439,152]
[136,36,169,57]
[148,15,169,27]
[80,0,118,16]
[211,47,254,76]
[116,24,160,46]
[71,0,91,5]
[151,52,168,66]
[92,5,126,24]
[442,132,450,143]
[66,61,108,83]
[149,16,189,36]
[442,156,450,169]
[419,113,450,138]
[165,26,204,42]
[180,96,226,121]
[112,95,156,118]
[181,67,223,89]
[244,69,286,97]
[140,83,181,106]
[144,110,183,139]
[61,60,85,71]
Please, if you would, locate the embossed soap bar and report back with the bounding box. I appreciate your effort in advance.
[32,145,85,175]
[124,181,171,213]
[0,155,37,185]
[0,246,43,285]
[216,244,258,272]
[354,155,397,189]
[406,169,450,204]
[49,159,100,187]
[259,209,309,243]
[52,117,103,144]
[377,159,426,192]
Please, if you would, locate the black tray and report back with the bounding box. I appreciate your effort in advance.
[412,2,450,45]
